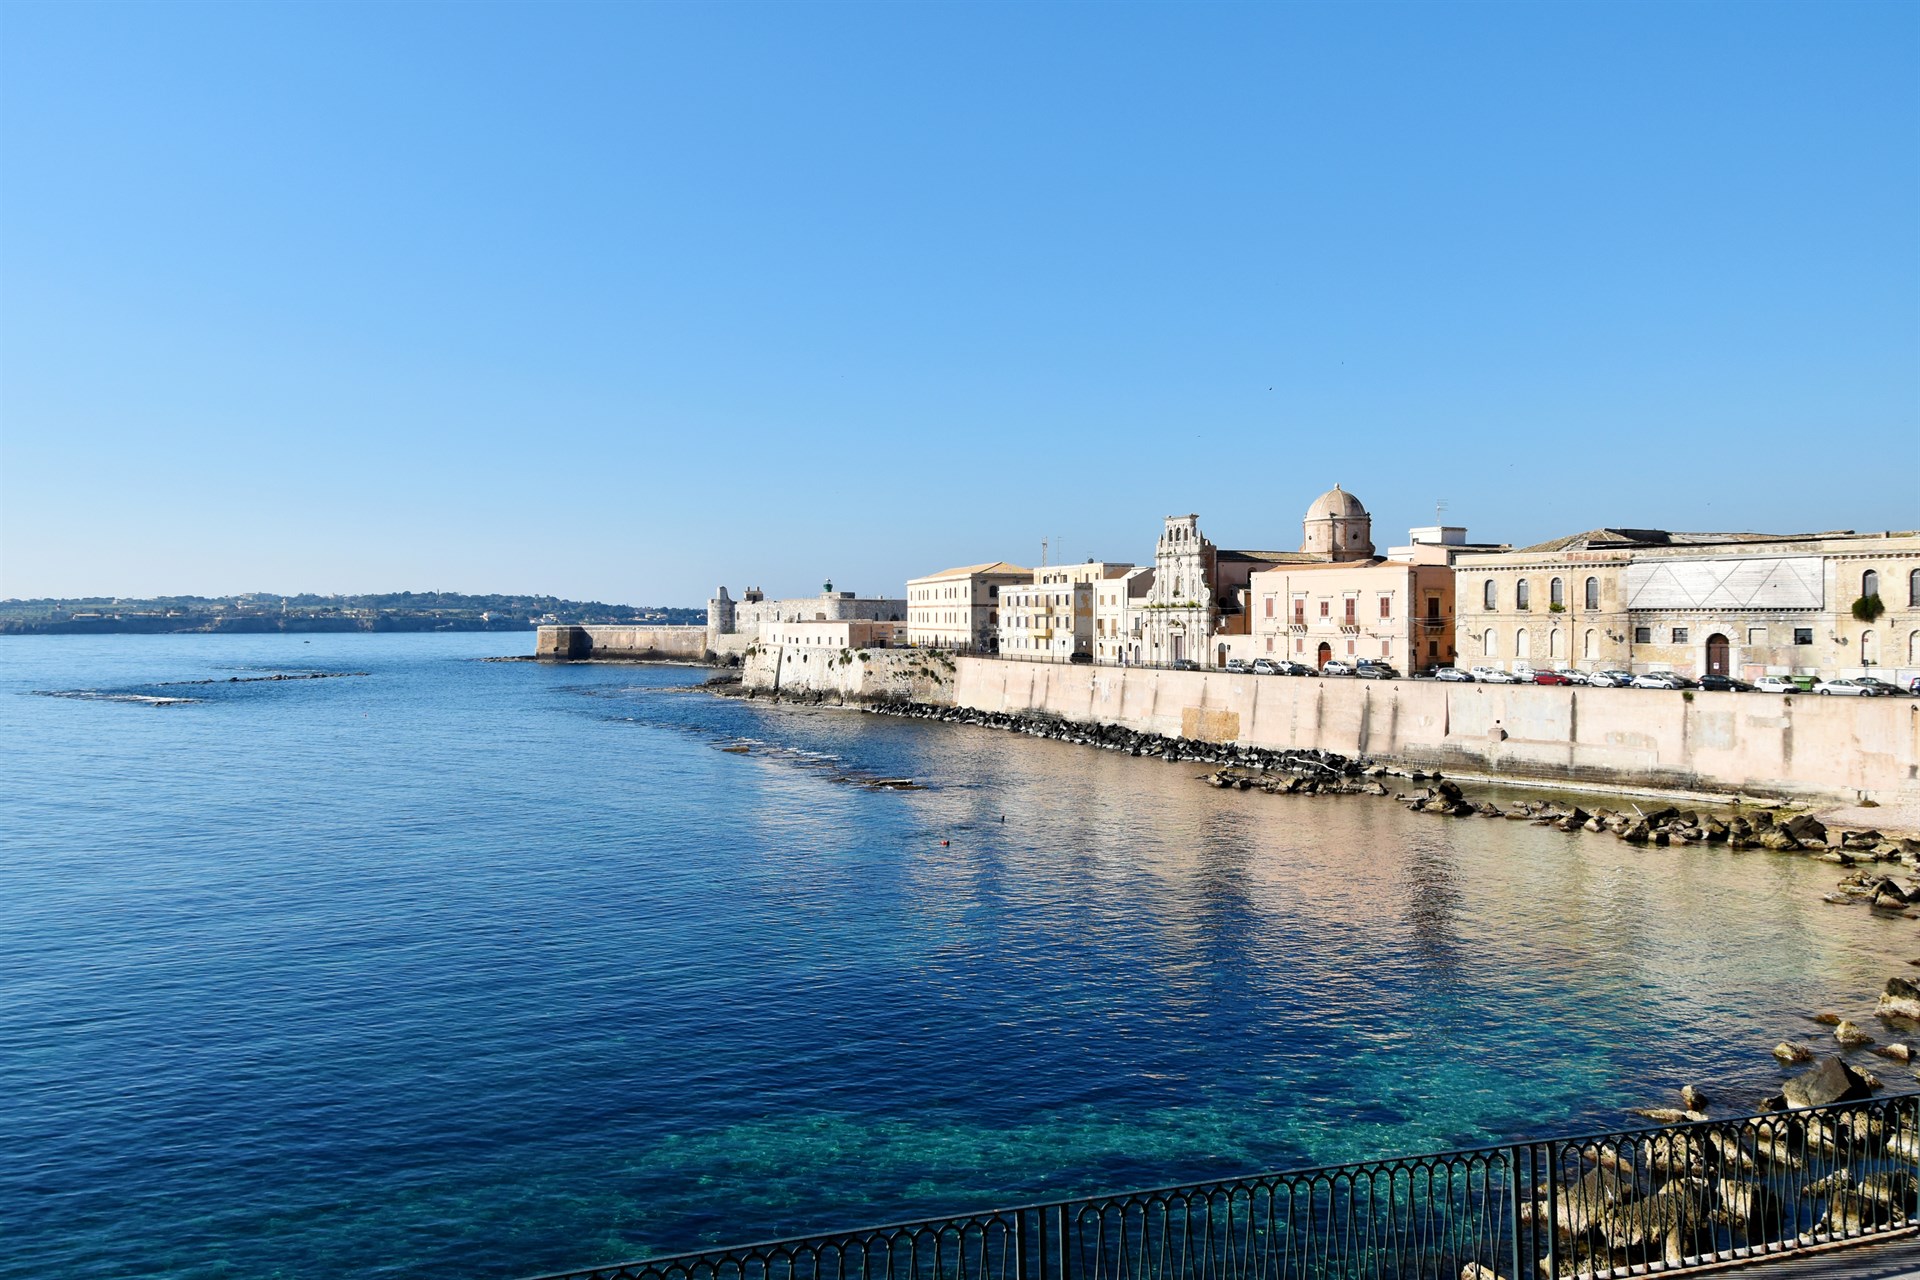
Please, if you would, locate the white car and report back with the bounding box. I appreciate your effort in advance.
[1322,660,1356,677]
[1469,666,1519,684]
[1428,667,1475,682]
[1815,678,1881,696]
[1586,670,1635,687]
[1631,672,1687,690]
[1251,658,1281,675]
[1556,669,1592,685]
[1754,675,1798,694]
[1224,658,1249,673]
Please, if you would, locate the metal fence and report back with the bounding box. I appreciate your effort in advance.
[525,1094,1920,1280]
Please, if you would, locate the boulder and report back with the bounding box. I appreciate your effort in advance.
[1781,1057,1874,1109]
[1871,1043,1911,1063]
[1757,828,1801,851]
[1782,814,1828,844]
[1835,1020,1875,1047]
[1877,977,1920,1022]
[1773,1042,1816,1064]
[1620,821,1652,844]
[1811,1012,1844,1025]
[1680,1084,1709,1112]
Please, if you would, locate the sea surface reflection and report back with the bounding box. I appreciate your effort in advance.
[0,634,1910,1280]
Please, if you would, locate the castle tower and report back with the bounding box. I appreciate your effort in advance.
[1301,484,1374,562]
[707,585,736,636]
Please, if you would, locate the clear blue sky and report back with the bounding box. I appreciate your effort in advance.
[2,1,1914,606]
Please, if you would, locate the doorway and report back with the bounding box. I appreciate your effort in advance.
[1316,641,1332,669]
[1706,633,1730,676]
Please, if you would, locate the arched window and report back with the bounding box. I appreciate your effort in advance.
[1483,629,1498,657]
[1516,580,1531,610]
[1515,628,1530,660]
[1550,578,1564,608]
[1864,569,1880,597]
[1483,580,1497,610]
[1862,630,1879,665]
[1910,630,1919,664]
[1583,629,1597,659]
[1549,629,1563,658]
[1585,577,1599,610]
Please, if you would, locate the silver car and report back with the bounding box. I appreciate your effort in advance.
[1815,678,1881,696]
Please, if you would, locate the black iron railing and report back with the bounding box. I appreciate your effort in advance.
[525,1093,1920,1280]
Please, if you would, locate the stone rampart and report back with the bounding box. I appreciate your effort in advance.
[739,645,957,703]
[951,658,1920,804]
[535,624,712,661]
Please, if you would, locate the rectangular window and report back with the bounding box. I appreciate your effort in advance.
[1294,599,1306,624]
[1319,601,1330,618]
[1748,627,1767,646]
[1346,639,1356,655]
[1793,627,1812,645]
[1343,599,1356,625]
[1264,596,1274,618]
[1379,596,1391,619]
[1671,627,1689,643]
[1634,626,1652,643]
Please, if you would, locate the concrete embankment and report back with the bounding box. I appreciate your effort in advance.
[735,644,958,704]
[951,658,1920,807]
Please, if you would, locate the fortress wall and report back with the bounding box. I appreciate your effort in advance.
[740,646,957,703]
[535,625,712,661]
[951,657,1920,804]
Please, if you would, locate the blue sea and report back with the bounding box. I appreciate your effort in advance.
[1,634,1909,1279]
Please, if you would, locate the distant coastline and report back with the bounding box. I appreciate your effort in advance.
[0,592,702,637]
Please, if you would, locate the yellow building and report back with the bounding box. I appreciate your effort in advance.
[1453,529,1920,680]
[906,562,1030,651]
[997,562,1133,661]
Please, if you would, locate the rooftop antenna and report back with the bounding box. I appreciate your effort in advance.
[1040,537,1048,567]
[1435,498,1449,524]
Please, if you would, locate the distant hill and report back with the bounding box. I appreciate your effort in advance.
[0,592,704,635]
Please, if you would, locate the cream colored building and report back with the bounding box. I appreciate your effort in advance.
[1453,529,1920,681]
[997,562,1133,661]
[1094,566,1156,664]
[906,562,1031,651]
[762,618,902,651]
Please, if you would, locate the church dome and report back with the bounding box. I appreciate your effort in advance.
[1306,484,1367,521]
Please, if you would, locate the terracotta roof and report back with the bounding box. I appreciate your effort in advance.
[1220,549,1319,564]
[910,561,1032,581]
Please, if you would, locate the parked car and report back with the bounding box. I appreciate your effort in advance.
[1532,670,1574,686]
[1169,659,1200,671]
[1354,661,1399,680]
[1279,661,1319,677]
[1586,670,1636,688]
[1911,676,1920,696]
[1427,666,1474,682]
[1322,660,1356,677]
[1223,658,1249,673]
[1631,672,1689,690]
[1069,651,1093,665]
[1815,678,1881,696]
[1251,658,1281,675]
[1753,675,1798,694]
[1853,677,1909,696]
[1558,669,1593,685]
[1469,666,1519,684]
[1696,674,1755,692]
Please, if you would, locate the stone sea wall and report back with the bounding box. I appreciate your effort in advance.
[738,645,958,703]
[535,625,752,661]
[951,658,1920,805]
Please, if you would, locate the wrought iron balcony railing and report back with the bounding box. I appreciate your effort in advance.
[525,1092,1920,1280]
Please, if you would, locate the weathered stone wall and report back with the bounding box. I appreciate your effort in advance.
[952,658,1920,804]
[535,624,712,661]
[740,645,957,703]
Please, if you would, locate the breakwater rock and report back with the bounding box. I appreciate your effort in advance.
[859,700,1426,787]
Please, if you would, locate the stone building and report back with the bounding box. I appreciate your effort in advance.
[708,581,906,648]
[906,562,1030,651]
[1452,529,1920,681]
[996,562,1133,661]
[1094,566,1156,665]
[1244,558,1457,672]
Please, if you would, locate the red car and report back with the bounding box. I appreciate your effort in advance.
[1532,670,1574,686]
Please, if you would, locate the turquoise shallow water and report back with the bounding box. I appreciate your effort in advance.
[1,633,1912,1279]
